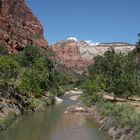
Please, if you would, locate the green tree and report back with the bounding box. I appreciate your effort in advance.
[17,67,48,97]
[87,47,140,98]
[0,56,19,85]
[137,33,140,46]
[20,45,41,67]
[80,75,106,106]
[0,56,19,97]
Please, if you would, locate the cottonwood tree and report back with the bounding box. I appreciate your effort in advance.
[0,56,19,97]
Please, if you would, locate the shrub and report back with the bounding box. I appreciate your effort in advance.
[0,56,19,85]
[87,48,140,98]
[17,66,48,97]
[134,132,140,140]
[20,45,41,67]
[0,112,16,130]
[100,102,140,129]
[80,75,106,107]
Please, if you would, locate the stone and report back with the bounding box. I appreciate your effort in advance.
[69,95,79,101]
[65,105,87,113]
[0,0,48,53]
[51,40,135,73]
[55,97,63,104]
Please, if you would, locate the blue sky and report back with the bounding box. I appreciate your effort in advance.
[25,0,140,45]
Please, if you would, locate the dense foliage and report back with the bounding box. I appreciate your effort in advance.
[0,45,73,99]
[84,45,140,100]
[80,47,140,107]
[20,45,41,67]
[0,56,19,85]
[81,45,140,107]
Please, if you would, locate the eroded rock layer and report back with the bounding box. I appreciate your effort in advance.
[51,40,135,72]
[0,0,48,52]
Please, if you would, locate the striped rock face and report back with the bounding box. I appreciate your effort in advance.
[51,40,135,73]
[0,0,48,53]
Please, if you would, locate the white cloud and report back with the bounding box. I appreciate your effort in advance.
[67,37,78,42]
[67,38,99,46]
[85,40,99,46]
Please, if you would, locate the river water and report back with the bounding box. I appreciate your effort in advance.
[0,96,109,140]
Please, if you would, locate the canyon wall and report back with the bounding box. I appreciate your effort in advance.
[51,40,135,72]
[0,0,48,53]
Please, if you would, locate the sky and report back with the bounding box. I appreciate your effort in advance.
[25,0,140,45]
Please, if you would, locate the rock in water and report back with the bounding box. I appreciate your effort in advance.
[55,97,63,104]
[0,0,48,53]
[64,105,87,113]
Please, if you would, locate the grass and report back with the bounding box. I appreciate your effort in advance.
[80,91,140,139]
[28,95,55,111]
[0,112,16,131]
[134,132,140,140]
[99,102,140,129]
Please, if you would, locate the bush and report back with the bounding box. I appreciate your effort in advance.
[17,65,48,97]
[20,45,41,67]
[80,92,103,107]
[0,56,19,85]
[80,75,106,107]
[99,102,140,129]
[0,112,16,130]
[134,132,140,140]
[87,48,140,98]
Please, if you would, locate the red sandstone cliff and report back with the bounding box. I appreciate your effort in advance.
[0,0,48,53]
[51,39,135,73]
[51,40,93,73]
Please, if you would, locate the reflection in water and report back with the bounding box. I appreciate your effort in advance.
[0,98,109,140]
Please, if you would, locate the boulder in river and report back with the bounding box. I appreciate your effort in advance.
[55,97,63,104]
[64,105,87,114]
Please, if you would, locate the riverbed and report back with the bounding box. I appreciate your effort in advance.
[0,95,109,140]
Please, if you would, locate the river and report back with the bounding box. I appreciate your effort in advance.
[0,95,109,140]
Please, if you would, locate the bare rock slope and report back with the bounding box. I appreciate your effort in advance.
[0,0,48,52]
[51,39,135,72]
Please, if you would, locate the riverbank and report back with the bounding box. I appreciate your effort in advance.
[0,92,55,131]
[0,83,76,132]
[85,105,136,140]
[0,92,109,140]
[88,101,140,140]
[1,87,139,140]
[65,88,140,140]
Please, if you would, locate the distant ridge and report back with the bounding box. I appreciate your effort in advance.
[51,39,135,73]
